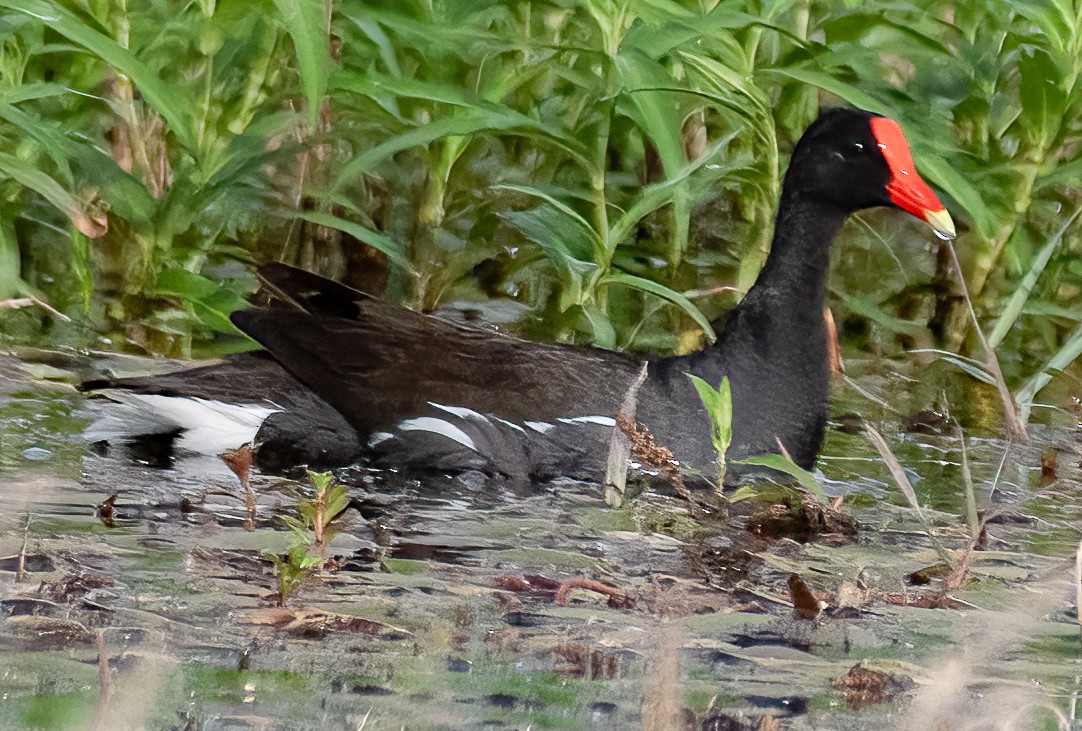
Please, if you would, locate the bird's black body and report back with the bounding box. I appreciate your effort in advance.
[89,108,948,482]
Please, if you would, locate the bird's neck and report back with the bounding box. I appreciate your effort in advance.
[746,188,849,309]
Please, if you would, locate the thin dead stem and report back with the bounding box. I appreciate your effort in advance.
[94,629,111,727]
[946,241,1027,441]
[1076,538,1082,651]
[15,513,29,583]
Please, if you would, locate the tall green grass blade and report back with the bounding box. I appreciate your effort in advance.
[271,0,330,131]
[0,0,197,151]
[988,205,1082,348]
[956,424,980,540]
[297,210,414,273]
[1015,319,1082,420]
[909,349,996,385]
[602,270,715,342]
[864,423,953,566]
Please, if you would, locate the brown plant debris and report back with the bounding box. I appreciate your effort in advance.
[3,615,90,645]
[1039,447,1057,486]
[245,607,412,639]
[907,563,950,585]
[881,592,966,610]
[220,444,255,531]
[832,663,914,708]
[787,573,823,620]
[554,578,634,608]
[39,568,113,603]
[616,415,697,508]
[496,574,633,609]
[745,497,858,543]
[824,306,844,377]
[553,642,620,679]
[96,494,117,528]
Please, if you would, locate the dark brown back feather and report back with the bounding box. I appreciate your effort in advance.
[231,264,641,437]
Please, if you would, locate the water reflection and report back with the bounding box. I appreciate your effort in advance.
[0,353,1080,730]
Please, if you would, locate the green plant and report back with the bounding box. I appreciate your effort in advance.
[0,0,1080,419]
[687,374,732,484]
[282,470,350,555]
[261,543,321,608]
[262,470,348,605]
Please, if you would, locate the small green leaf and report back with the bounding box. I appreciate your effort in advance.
[735,453,827,504]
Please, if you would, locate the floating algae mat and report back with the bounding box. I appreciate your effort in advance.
[1,352,1081,730]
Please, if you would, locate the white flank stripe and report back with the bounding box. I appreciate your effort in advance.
[367,431,394,447]
[494,417,526,433]
[397,417,477,451]
[86,393,278,454]
[525,421,555,434]
[429,402,487,421]
[557,415,616,427]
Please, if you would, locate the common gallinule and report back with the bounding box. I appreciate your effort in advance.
[87,108,954,482]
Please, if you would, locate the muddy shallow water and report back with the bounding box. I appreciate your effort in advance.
[1,350,1082,730]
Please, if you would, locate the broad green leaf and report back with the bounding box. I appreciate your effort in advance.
[912,153,998,241]
[0,218,23,298]
[0,102,74,181]
[602,270,716,342]
[297,210,414,273]
[765,66,884,112]
[581,304,617,350]
[687,373,721,415]
[735,453,827,504]
[0,150,92,233]
[331,108,590,193]
[495,183,603,255]
[155,268,250,334]
[608,134,741,246]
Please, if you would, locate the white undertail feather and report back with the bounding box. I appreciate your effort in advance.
[396,417,478,451]
[85,392,279,454]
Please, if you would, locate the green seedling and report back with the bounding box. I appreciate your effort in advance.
[281,470,350,556]
[261,543,322,608]
[687,374,732,486]
[263,470,349,605]
[689,373,829,505]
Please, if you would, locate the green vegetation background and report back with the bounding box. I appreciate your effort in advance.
[0,0,1079,412]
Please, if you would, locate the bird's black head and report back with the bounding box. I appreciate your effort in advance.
[784,108,954,238]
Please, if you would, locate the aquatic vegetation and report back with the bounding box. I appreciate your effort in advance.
[687,374,732,484]
[0,1,1075,426]
[262,469,349,605]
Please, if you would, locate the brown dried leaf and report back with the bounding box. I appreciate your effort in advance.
[787,573,822,620]
[832,663,913,708]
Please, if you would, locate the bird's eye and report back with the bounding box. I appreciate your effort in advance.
[851,142,865,154]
